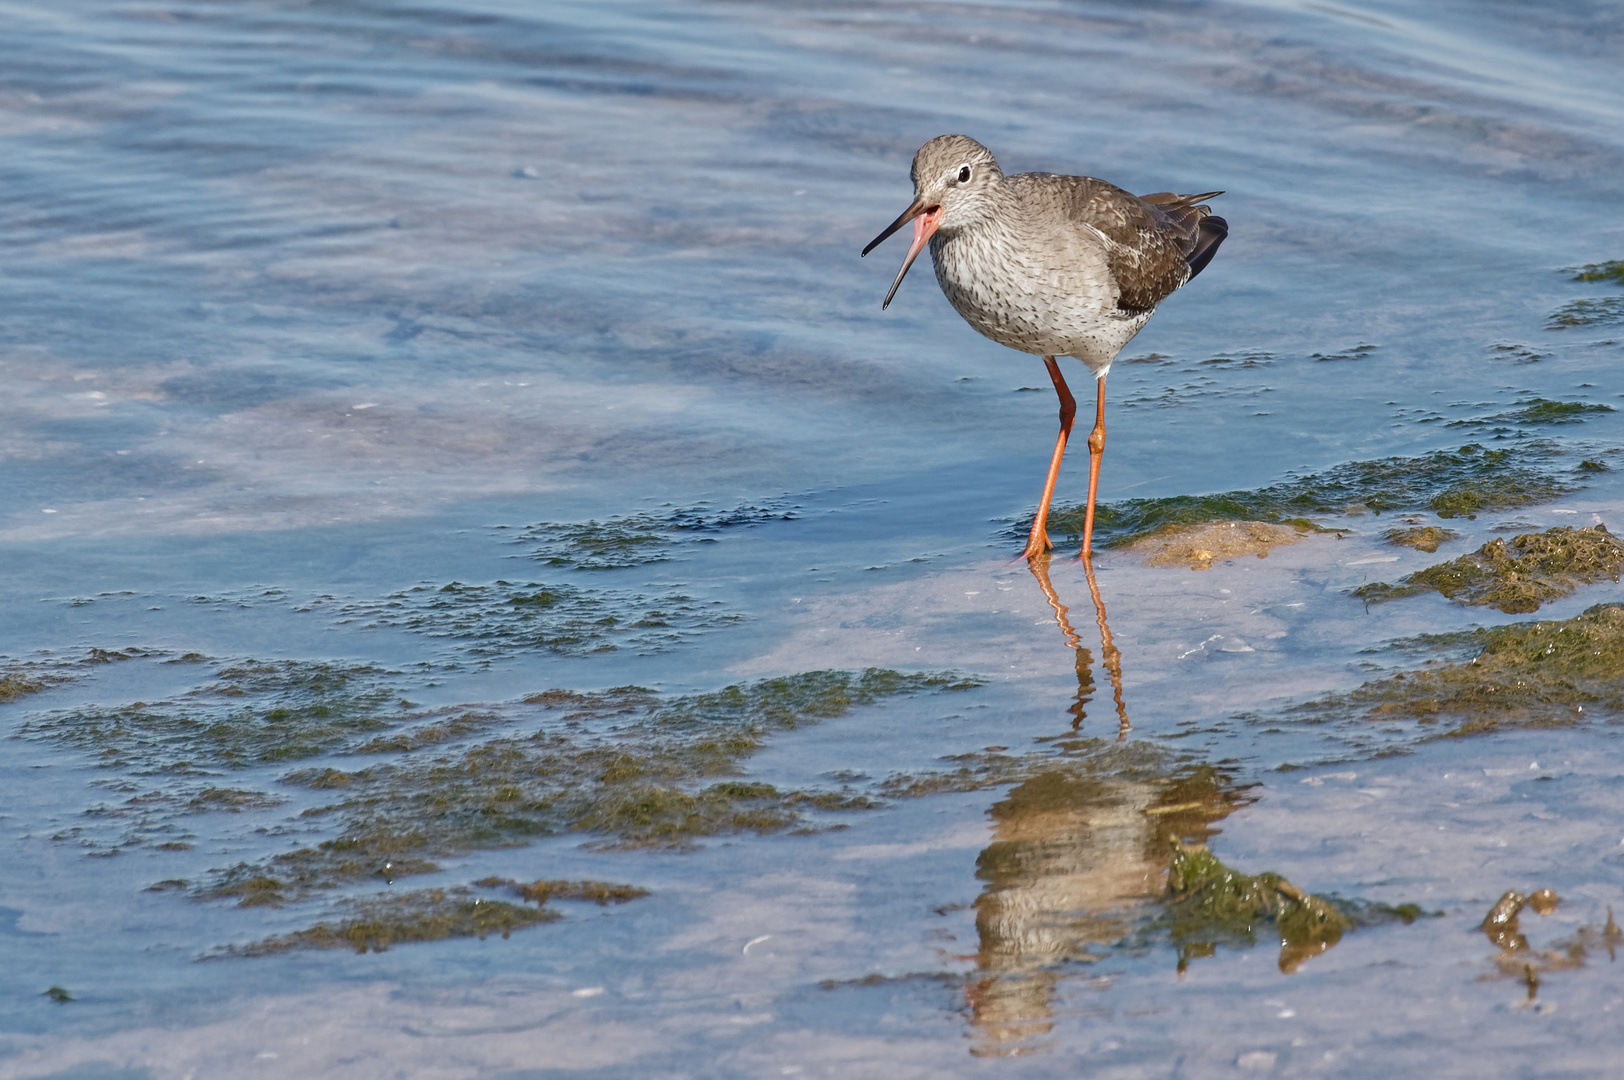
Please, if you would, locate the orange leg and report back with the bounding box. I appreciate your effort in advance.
[1021,355,1076,560]
[1079,375,1107,564]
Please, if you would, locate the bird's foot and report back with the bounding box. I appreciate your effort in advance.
[1021,531,1054,562]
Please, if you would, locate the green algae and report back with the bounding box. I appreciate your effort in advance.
[1,648,150,704]
[1448,398,1614,427]
[332,580,742,656]
[1162,842,1346,973]
[1047,443,1574,545]
[217,876,652,957]
[56,782,293,857]
[1355,525,1624,613]
[1551,256,1624,326]
[1570,260,1624,285]
[187,788,287,812]
[218,887,560,956]
[186,504,799,658]
[525,520,669,570]
[475,877,650,905]
[513,501,797,570]
[193,576,745,658]
[1158,843,1430,974]
[1288,603,1624,737]
[1549,297,1624,328]
[44,987,74,1004]
[14,660,410,771]
[0,673,48,703]
[1385,525,1459,553]
[354,712,501,753]
[197,669,978,901]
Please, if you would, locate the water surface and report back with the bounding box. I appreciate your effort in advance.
[3,0,1624,1076]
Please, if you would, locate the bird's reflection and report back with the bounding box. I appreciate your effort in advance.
[967,770,1162,1054]
[964,556,1238,1056]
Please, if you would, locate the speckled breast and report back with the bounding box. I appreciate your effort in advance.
[929,222,1151,371]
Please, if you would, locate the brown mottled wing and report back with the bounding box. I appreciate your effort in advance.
[1013,174,1199,315]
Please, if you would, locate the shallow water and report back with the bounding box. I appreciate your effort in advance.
[3,0,1624,1076]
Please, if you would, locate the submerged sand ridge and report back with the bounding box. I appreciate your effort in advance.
[1127,520,1315,570]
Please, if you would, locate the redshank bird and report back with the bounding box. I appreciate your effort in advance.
[862,134,1227,562]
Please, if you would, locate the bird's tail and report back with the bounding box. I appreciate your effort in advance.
[1140,190,1227,280]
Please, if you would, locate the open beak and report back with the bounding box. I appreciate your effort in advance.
[861,199,943,309]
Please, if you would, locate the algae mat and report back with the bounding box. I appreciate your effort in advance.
[1047,442,1588,546]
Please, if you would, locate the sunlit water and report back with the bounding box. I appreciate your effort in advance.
[3,0,1624,1076]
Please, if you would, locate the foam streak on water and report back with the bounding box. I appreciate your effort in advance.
[2,1,1624,1076]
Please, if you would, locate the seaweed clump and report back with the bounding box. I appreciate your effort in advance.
[1288,602,1624,737]
[0,672,48,704]
[1355,524,1624,613]
[1048,443,1573,545]
[1160,843,1430,974]
[1569,260,1624,285]
[1551,258,1624,327]
[1384,525,1459,553]
[1163,842,1350,973]
[200,669,977,902]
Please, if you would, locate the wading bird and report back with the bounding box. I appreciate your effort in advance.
[863,135,1226,562]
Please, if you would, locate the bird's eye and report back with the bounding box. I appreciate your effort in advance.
[957,165,972,184]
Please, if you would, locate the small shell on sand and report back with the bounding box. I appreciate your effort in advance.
[1129,520,1309,570]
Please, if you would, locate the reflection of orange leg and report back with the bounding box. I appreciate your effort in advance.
[1029,552,1105,733]
[1022,356,1076,561]
[1080,376,1107,564]
[1081,558,1129,739]
[1026,552,1080,651]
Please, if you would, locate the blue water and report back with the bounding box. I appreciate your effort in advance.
[3,1,1624,1076]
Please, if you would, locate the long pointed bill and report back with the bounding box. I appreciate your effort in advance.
[861,197,923,257]
[864,202,942,309]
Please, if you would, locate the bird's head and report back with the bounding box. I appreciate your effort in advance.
[909,134,1004,230]
[863,135,1004,308]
